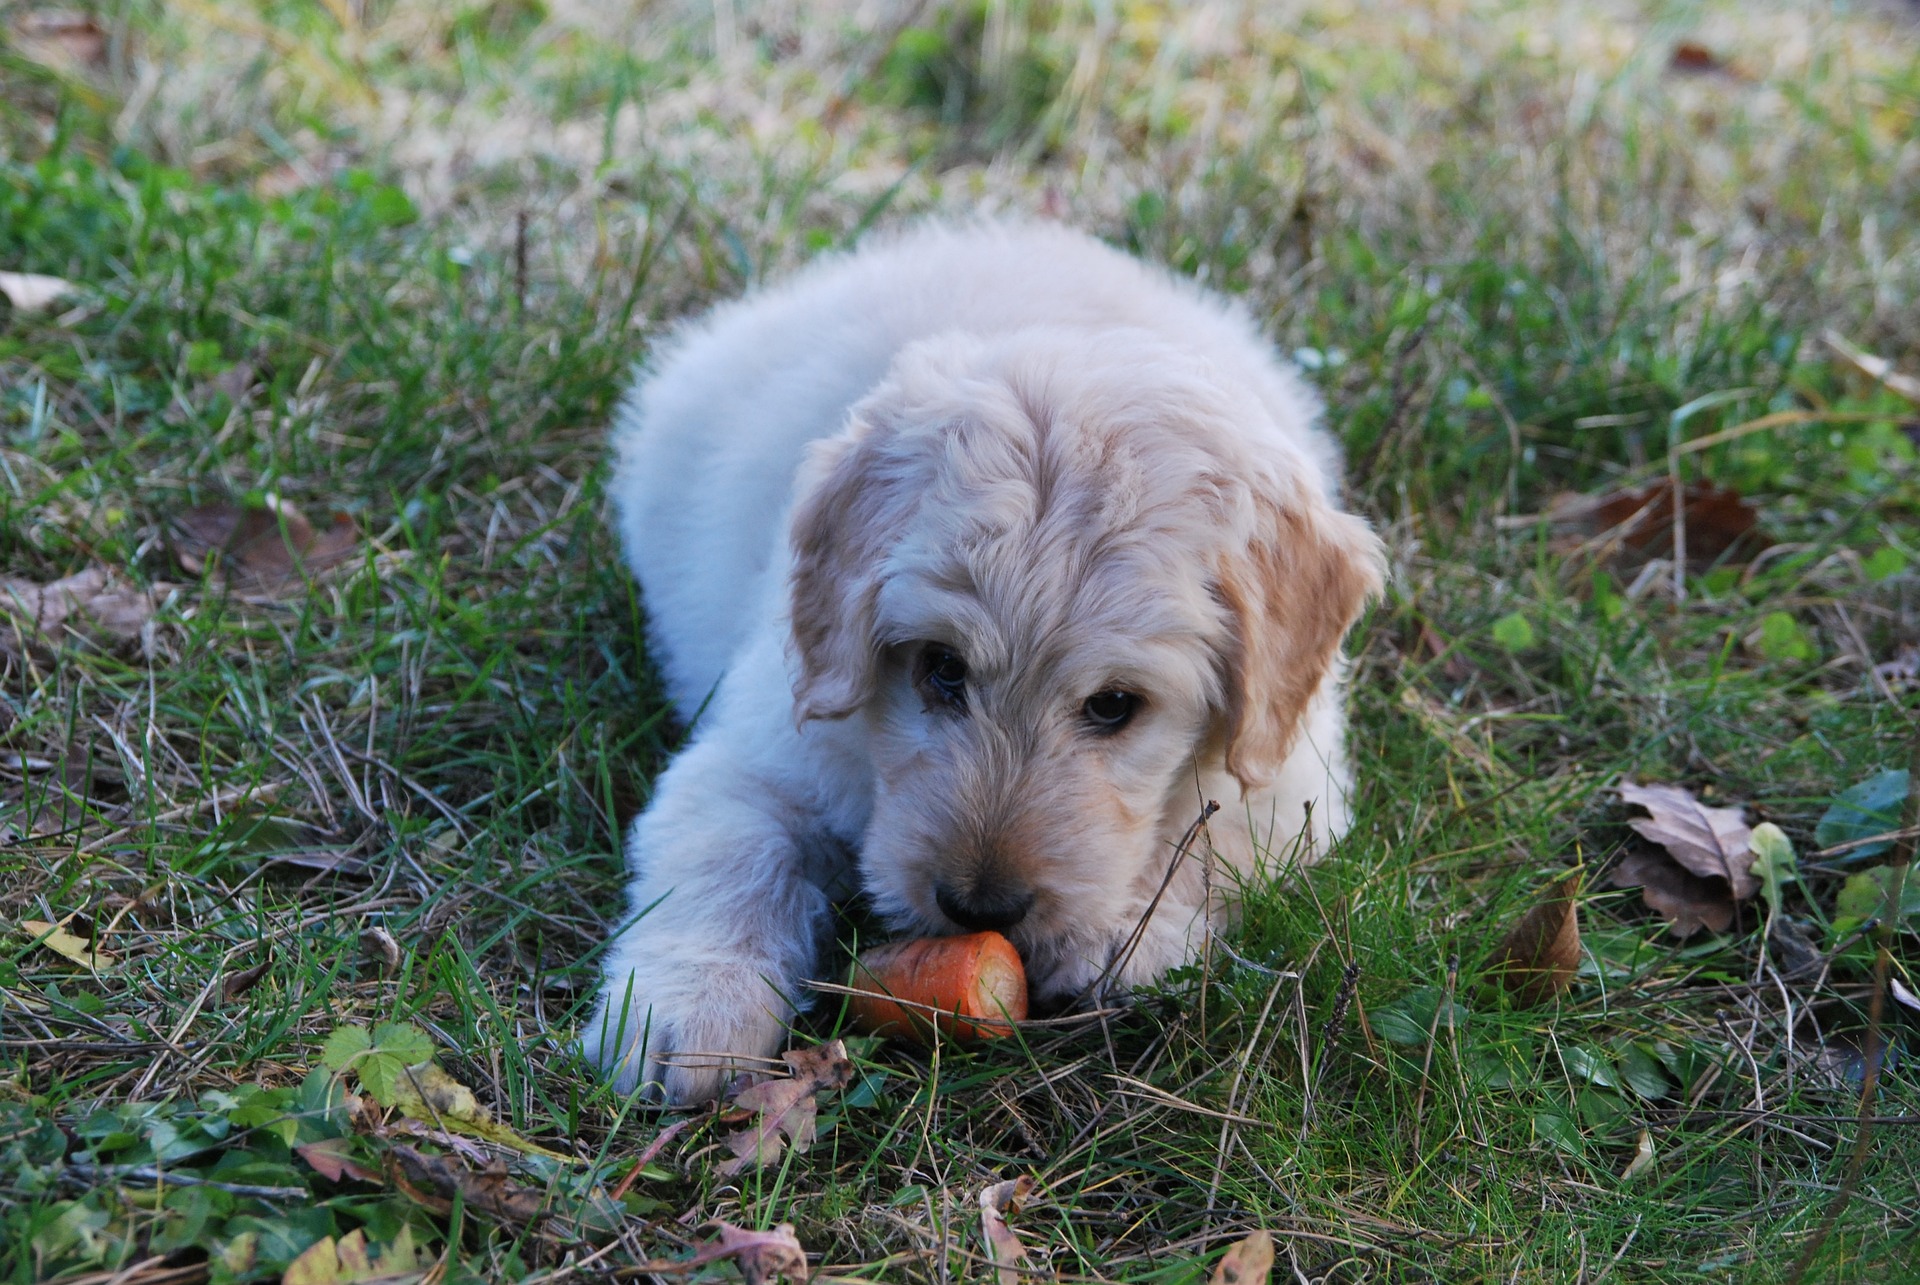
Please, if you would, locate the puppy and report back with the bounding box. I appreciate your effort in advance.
[585,221,1383,1104]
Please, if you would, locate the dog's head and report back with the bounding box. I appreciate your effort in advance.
[786,328,1383,1001]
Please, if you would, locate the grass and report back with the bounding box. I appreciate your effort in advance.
[2,0,1918,1281]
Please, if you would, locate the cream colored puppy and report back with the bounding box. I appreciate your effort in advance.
[586,222,1383,1103]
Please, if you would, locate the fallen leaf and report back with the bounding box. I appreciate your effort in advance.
[710,1222,810,1285]
[1488,872,1582,1006]
[1824,330,1920,406]
[1620,1130,1656,1181]
[1605,848,1737,938]
[0,270,76,312]
[11,12,109,69]
[19,917,114,968]
[296,1138,384,1185]
[221,958,272,1001]
[1669,41,1740,77]
[386,1145,550,1226]
[283,1226,430,1284]
[1210,1229,1274,1284]
[1543,481,1767,569]
[979,1175,1035,1285]
[0,566,167,651]
[385,1060,578,1163]
[717,1040,854,1176]
[1618,782,1756,899]
[361,924,402,970]
[1891,977,1920,1016]
[170,497,361,594]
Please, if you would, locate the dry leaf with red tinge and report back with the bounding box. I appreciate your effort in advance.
[1544,482,1766,568]
[171,497,360,594]
[1488,872,1583,1006]
[1211,1229,1275,1284]
[718,1040,854,1176]
[979,1175,1035,1285]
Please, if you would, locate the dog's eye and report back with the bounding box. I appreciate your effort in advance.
[916,644,969,710]
[1082,690,1139,732]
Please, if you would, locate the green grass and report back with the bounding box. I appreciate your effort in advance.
[3,1,1918,1281]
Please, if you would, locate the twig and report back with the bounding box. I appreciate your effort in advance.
[63,1163,307,1200]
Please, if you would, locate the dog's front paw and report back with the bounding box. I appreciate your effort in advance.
[583,965,795,1105]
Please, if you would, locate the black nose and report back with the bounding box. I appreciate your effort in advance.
[935,882,1034,933]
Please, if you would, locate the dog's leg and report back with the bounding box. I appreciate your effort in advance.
[582,732,832,1104]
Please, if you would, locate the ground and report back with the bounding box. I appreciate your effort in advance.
[1,1,1918,1281]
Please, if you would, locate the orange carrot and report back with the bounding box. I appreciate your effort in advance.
[846,931,1029,1043]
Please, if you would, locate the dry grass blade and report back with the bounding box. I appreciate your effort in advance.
[1823,329,1920,404]
[1486,871,1583,1005]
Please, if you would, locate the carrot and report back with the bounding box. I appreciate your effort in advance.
[846,931,1029,1043]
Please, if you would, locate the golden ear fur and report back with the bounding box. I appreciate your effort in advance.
[786,422,899,722]
[1215,492,1385,790]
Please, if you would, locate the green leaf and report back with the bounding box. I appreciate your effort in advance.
[1816,769,1909,861]
[1752,610,1815,662]
[1491,612,1536,651]
[1749,822,1798,916]
[1533,1111,1584,1155]
[1616,1042,1671,1101]
[1832,866,1920,940]
[1863,546,1908,581]
[1562,1044,1617,1089]
[1371,987,1469,1046]
[1590,570,1626,622]
[319,1026,371,1072]
[370,1021,435,1066]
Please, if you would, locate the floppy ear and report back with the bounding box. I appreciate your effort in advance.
[1214,488,1385,790]
[786,417,909,723]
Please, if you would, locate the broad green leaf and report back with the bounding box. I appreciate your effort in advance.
[1816,769,1908,861]
[1534,1111,1584,1155]
[1492,612,1536,651]
[319,1026,371,1073]
[1371,987,1469,1046]
[1863,546,1908,581]
[1753,611,1815,662]
[1616,1042,1671,1101]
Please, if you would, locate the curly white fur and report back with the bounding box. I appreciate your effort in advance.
[583,221,1384,1103]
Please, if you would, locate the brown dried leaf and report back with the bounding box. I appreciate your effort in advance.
[717,1039,854,1176]
[386,1145,549,1225]
[1605,848,1736,938]
[1488,872,1583,1006]
[979,1175,1035,1285]
[170,497,360,594]
[12,12,109,69]
[712,1222,810,1285]
[1211,1229,1275,1285]
[1618,781,1757,899]
[221,958,272,1001]
[0,566,166,651]
[1668,41,1744,77]
[1543,481,1767,569]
